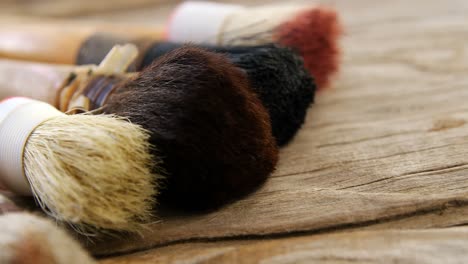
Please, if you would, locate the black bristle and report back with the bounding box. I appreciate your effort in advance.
[143,43,316,146]
[228,45,316,146]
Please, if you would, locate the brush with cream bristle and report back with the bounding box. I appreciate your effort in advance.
[0,97,159,233]
[167,1,342,89]
[0,44,278,211]
[0,194,96,264]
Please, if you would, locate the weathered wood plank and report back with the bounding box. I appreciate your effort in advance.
[86,0,468,256]
[100,227,468,264]
[0,0,175,17]
[3,0,468,261]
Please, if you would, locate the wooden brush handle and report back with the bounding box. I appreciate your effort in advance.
[0,59,88,106]
[0,22,164,64]
[0,26,91,64]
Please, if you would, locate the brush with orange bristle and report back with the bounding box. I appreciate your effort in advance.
[0,4,339,89]
[0,19,317,145]
[167,1,342,89]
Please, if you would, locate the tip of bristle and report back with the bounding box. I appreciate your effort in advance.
[0,213,96,264]
[232,45,316,146]
[24,114,161,233]
[276,6,342,89]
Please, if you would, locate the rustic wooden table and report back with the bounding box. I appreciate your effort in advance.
[3,0,468,263]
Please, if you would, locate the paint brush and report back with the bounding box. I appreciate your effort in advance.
[0,190,95,263]
[140,43,316,146]
[0,97,159,233]
[70,37,317,146]
[0,21,161,64]
[0,5,339,88]
[3,31,316,146]
[0,45,279,210]
[167,1,342,89]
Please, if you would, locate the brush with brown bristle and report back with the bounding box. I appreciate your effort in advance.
[167,1,342,89]
[0,44,278,210]
[57,36,317,146]
[0,97,159,233]
[0,28,316,146]
[0,7,338,89]
[140,43,316,146]
[0,195,96,264]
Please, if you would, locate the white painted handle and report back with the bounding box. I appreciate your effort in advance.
[0,97,63,195]
[167,1,243,44]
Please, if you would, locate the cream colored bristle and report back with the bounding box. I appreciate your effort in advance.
[23,114,162,233]
[0,212,96,264]
[220,5,307,45]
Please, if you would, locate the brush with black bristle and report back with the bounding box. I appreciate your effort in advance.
[74,37,317,146]
[140,43,316,146]
[0,45,279,211]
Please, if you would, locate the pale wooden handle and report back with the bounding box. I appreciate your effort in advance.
[0,21,165,64]
[0,26,91,64]
[0,59,84,106]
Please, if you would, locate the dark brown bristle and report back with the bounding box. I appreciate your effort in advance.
[105,46,278,210]
[142,43,316,146]
[276,7,342,89]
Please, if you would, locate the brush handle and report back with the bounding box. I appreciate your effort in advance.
[0,26,90,64]
[0,59,81,105]
[0,22,163,64]
[167,1,311,45]
[168,1,243,44]
[0,51,135,112]
[0,98,64,195]
[76,33,155,67]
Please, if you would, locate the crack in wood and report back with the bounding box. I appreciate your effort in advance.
[316,130,422,148]
[95,199,468,258]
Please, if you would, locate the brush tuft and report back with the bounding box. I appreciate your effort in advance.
[226,45,316,146]
[212,5,342,89]
[24,114,161,233]
[143,43,316,146]
[276,7,342,89]
[0,213,96,264]
[106,46,279,210]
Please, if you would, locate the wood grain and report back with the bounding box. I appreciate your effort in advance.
[0,0,175,17]
[81,0,468,258]
[100,227,468,264]
[3,0,468,262]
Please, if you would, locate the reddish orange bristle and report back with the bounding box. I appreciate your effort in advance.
[276,7,342,90]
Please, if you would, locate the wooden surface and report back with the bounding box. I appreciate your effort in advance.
[100,227,468,263]
[0,0,174,17]
[3,0,468,262]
